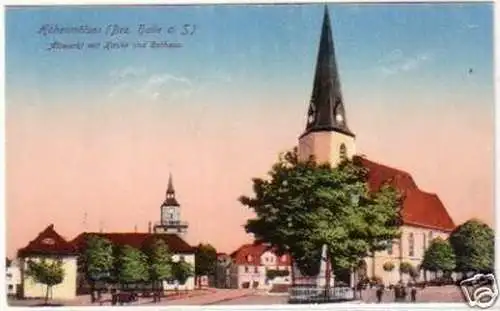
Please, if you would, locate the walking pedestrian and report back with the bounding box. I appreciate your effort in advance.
[410,285,417,302]
[376,284,384,303]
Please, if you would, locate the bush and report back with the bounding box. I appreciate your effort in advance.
[370,276,383,286]
[383,261,395,272]
[399,262,413,274]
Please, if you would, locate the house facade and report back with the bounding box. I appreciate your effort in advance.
[297,7,456,286]
[229,244,292,289]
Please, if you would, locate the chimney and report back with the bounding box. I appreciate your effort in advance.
[148,222,152,233]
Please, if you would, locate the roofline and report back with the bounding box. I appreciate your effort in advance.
[403,221,455,233]
[299,128,356,140]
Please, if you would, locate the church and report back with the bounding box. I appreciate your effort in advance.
[296,7,455,286]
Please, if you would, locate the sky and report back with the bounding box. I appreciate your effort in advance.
[5,3,494,258]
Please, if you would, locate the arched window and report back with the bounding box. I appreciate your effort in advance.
[428,231,434,245]
[387,240,393,255]
[408,233,415,257]
[339,143,347,160]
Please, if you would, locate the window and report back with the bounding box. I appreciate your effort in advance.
[387,241,393,255]
[254,266,258,273]
[408,233,415,257]
[429,231,434,245]
[8,285,13,290]
[423,233,427,251]
[281,255,287,263]
[244,266,249,273]
[339,144,347,160]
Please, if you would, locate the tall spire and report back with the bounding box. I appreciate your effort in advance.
[302,5,354,138]
[163,173,180,206]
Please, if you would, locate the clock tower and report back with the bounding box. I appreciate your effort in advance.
[154,173,189,235]
[298,7,355,166]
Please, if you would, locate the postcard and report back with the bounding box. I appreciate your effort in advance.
[4,2,496,308]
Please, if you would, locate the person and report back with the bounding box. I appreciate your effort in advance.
[393,283,400,302]
[401,283,407,302]
[411,285,417,302]
[375,284,384,303]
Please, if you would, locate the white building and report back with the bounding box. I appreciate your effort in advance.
[6,259,21,296]
[229,244,292,289]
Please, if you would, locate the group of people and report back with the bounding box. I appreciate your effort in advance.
[375,281,417,303]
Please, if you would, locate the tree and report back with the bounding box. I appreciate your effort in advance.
[421,237,456,277]
[144,239,173,302]
[399,261,413,275]
[383,261,395,272]
[172,259,194,286]
[194,244,217,288]
[239,148,402,277]
[25,258,65,305]
[116,245,149,286]
[83,235,114,303]
[448,219,495,275]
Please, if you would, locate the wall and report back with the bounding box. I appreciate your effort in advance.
[363,225,451,286]
[162,253,195,291]
[21,256,78,300]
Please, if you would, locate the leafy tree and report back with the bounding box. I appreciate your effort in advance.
[194,244,217,288]
[83,235,114,302]
[116,245,149,286]
[266,269,290,280]
[173,258,194,286]
[421,237,456,277]
[26,258,65,305]
[239,148,402,277]
[143,239,173,302]
[383,261,395,272]
[399,261,413,275]
[449,219,494,274]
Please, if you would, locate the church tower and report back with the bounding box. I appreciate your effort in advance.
[298,6,355,166]
[154,173,189,235]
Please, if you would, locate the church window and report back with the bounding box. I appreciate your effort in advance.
[423,234,427,251]
[408,233,415,257]
[254,266,258,273]
[429,231,434,244]
[339,144,347,160]
[387,241,393,255]
[244,266,249,273]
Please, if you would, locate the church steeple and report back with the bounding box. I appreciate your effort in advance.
[302,5,354,138]
[164,173,180,207]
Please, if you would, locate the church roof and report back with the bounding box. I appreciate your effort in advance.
[354,156,456,232]
[71,232,194,254]
[18,224,78,257]
[302,6,354,139]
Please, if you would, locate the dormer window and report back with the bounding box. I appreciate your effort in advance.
[281,255,287,263]
[246,255,253,262]
[41,238,55,245]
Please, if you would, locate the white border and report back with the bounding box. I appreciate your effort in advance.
[1,0,498,310]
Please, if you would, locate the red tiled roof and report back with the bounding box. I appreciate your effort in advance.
[18,224,78,257]
[230,243,292,266]
[71,232,194,254]
[354,156,455,232]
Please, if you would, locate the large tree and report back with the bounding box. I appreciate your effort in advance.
[173,258,194,287]
[116,245,150,286]
[421,237,456,277]
[449,219,494,274]
[26,258,65,305]
[239,148,402,278]
[194,243,217,288]
[83,235,114,302]
[143,239,173,302]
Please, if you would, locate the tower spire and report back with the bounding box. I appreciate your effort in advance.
[302,5,354,138]
[164,173,180,206]
[167,173,175,194]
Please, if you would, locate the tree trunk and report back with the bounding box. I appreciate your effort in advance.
[90,280,96,303]
[371,251,376,279]
[290,257,296,285]
[45,285,50,305]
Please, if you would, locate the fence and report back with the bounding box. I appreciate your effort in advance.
[288,286,355,303]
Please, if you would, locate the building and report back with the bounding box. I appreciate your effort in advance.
[6,259,21,297]
[296,7,455,286]
[17,225,79,300]
[16,224,196,300]
[153,174,189,236]
[229,244,292,289]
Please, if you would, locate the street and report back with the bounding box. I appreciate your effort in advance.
[8,285,467,306]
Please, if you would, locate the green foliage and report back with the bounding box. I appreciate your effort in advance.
[173,258,194,285]
[449,219,494,273]
[195,243,217,277]
[116,245,149,284]
[266,269,290,280]
[239,148,402,276]
[84,235,115,281]
[26,258,65,303]
[144,239,173,282]
[383,261,395,272]
[421,237,456,272]
[399,261,413,274]
[409,266,420,280]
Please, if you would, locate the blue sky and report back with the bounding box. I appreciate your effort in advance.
[6,3,494,107]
